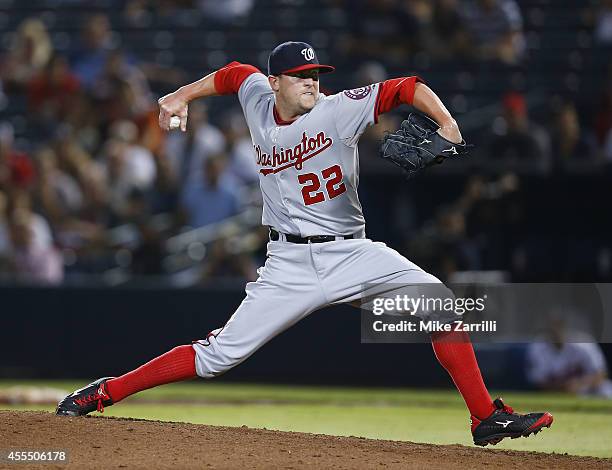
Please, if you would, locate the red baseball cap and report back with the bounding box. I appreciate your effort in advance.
[503,92,527,116]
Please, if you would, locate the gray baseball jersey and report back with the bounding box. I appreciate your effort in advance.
[192,70,450,378]
[239,73,379,237]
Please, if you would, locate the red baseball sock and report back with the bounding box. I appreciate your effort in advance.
[106,345,197,403]
[431,329,495,420]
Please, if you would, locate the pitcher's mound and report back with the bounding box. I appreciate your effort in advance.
[1,411,610,469]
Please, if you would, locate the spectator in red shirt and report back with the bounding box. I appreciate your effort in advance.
[0,122,35,189]
[28,55,80,122]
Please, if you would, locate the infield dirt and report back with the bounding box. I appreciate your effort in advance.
[2,410,611,469]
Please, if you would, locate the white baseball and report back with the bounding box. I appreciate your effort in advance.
[169,116,181,129]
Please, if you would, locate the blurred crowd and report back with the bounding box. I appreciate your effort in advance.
[0,0,610,285]
[526,316,612,399]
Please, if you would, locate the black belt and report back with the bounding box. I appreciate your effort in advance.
[269,228,355,244]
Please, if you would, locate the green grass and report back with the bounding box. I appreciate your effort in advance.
[2,381,612,458]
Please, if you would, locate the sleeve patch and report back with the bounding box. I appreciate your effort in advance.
[343,86,372,100]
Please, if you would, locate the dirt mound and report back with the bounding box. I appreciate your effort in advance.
[1,410,611,469]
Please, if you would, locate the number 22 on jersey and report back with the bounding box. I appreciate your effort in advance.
[298,164,347,206]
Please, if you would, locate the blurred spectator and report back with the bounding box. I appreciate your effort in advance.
[348,0,417,65]
[181,153,239,229]
[164,101,226,184]
[552,101,580,160]
[549,100,597,166]
[7,190,54,251]
[463,173,521,270]
[224,109,259,185]
[604,129,612,163]
[102,126,157,221]
[429,0,471,60]
[198,0,254,24]
[359,113,402,174]
[401,0,435,54]
[70,14,116,89]
[70,160,111,238]
[434,205,481,279]
[108,120,157,188]
[123,0,154,28]
[595,92,612,143]
[91,49,153,122]
[354,61,388,88]
[407,172,521,279]
[0,190,8,256]
[146,152,179,215]
[32,143,107,266]
[122,188,151,224]
[130,219,165,275]
[460,0,525,64]
[27,55,81,133]
[35,146,84,225]
[52,129,96,188]
[56,91,102,154]
[526,318,612,399]
[398,0,471,62]
[0,18,53,90]
[0,80,7,110]
[595,72,612,160]
[0,123,35,189]
[148,0,200,26]
[5,210,63,284]
[595,0,612,45]
[486,92,551,173]
[200,236,258,282]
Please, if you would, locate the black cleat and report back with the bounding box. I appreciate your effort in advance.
[56,377,114,416]
[471,398,553,446]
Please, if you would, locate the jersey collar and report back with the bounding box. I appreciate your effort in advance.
[273,105,297,126]
[272,94,326,126]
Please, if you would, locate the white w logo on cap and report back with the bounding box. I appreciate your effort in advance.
[301,48,315,61]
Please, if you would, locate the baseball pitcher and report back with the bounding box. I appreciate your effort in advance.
[57,42,553,447]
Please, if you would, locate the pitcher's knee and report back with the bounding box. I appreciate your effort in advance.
[192,335,249,379]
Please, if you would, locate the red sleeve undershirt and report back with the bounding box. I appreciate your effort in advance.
[214,61,261,95]
[374,76,424,122]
